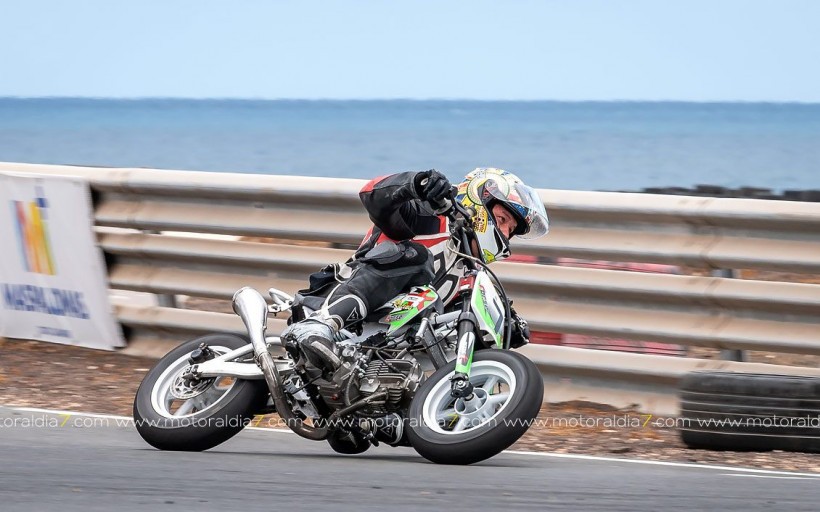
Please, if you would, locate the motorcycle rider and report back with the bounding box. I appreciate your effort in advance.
[282,167,550,375]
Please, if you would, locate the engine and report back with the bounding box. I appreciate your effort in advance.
[305,336,425,418]
[355,358,423,416]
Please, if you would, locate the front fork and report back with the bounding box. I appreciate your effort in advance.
[451,291,477,398]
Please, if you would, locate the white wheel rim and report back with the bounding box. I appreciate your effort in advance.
[150,345,238,420]
[421,360,517,436]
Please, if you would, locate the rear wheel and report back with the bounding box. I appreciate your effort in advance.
[133,333,268,451]
[407,350,543,465]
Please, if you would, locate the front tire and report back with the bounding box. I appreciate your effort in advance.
[407,350,543,465]
[133,333,268,451]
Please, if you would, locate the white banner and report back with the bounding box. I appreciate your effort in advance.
[0,172,124,350]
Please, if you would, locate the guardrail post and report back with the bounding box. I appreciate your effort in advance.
[712,268,746,362]
[144,230,178,309]
[156,294,178,308]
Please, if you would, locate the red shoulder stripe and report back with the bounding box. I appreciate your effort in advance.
[360,175,388,194]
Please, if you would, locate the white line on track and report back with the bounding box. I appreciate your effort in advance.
[721,474,819,480]
[504,451,820,479]
[8,406,293,433]
[7,405,820,479]
[11,406,133,422]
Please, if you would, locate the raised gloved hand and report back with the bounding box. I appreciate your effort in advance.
[415,169,453,204]
[509,305,530,349]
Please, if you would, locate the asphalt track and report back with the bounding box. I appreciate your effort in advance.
[1,407,818,512]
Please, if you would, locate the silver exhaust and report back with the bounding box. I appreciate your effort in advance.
[232,286,270,358]
[232,286,328,440]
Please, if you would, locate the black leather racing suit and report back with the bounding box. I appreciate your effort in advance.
[292,171,464,331]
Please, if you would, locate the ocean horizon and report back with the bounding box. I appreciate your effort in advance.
[1,98,818,192]
[5,96,820,104]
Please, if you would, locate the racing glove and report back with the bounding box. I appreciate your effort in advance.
[414,169,453,204]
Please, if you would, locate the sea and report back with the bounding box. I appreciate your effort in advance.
[1,98,818,192]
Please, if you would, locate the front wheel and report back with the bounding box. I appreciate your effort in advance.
[133,333,269,451]
[407,350,543,465]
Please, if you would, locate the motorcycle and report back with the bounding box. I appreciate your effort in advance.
[133,194,544,465]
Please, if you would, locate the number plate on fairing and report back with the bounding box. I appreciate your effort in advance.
[471,271,505,347]
[381,286,439,334]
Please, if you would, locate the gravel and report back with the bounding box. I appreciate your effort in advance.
[1,338,817,473]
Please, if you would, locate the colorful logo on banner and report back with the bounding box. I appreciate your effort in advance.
[11,187,56,275]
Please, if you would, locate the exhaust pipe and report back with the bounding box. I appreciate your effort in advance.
[231,286,328,441]
[232,287,270,358]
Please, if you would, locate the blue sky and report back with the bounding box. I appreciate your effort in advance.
[1,0,818,101]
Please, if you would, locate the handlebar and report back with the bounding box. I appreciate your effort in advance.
[438,193,474,225]
[418,179,478,265]
[420,178,512,346]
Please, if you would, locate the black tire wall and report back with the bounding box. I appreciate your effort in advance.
[679,372,820,453]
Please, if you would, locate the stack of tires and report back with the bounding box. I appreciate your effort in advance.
[679,372,820,453]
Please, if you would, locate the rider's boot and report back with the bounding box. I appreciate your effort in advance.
[374,413,407,446]
[282,293,367,373]
[282,319,341,373]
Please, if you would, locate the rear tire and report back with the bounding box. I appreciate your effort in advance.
[407,350,543,465]
[133,333,269,451]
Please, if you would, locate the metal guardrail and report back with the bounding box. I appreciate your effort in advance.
[97,232,820,355]
[637,184,820,202]
[3,162,819,412]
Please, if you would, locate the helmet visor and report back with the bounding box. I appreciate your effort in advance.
[485,180,549,240]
